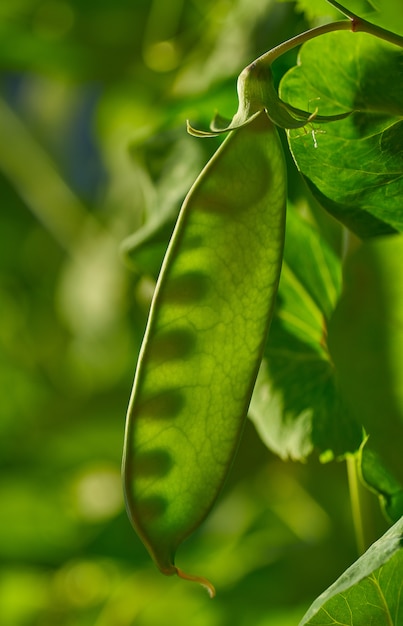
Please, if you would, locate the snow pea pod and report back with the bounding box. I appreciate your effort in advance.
[122,108,286,595]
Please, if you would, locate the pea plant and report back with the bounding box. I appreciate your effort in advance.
[122,0,403,622]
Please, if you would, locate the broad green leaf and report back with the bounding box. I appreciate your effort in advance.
[299,515,403,625]
[328,234,403,487]
[249,206,362,460]
[280,32,403,237]
[359,441,403,523]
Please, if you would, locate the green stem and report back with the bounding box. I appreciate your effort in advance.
[326,0,403,48]
[253,1,403,68]
[325,0,372,20]
[354,17,403,48]
[346,454,366,555]
[254,20,352,65]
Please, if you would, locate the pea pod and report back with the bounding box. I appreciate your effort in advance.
[122,106,286,595]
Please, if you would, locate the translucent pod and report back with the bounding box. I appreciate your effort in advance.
[122,110,286,596]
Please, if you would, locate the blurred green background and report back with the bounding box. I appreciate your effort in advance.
[0,1,387,624]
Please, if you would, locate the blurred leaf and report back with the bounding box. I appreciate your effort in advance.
[299,515,403,625]
[0,567,50,626]
[328,234,403,483]
[171,0,282,96]
[280,0,372,23]
[0,477,89,562]
[280,32,403,237]
[249,206,362,460]
[359,441,403,523]
[288,0,403,35]
[0,0,156,79]
[365,0,403,35]
[121,130,213,277]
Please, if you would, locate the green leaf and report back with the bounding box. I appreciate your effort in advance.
[280,32,403,237]
[299,515,403,625]
[249,206,362,460]
[359,440,403,523]
[328,234,403,486]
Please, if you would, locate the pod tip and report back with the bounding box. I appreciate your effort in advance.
[175,566,216,598]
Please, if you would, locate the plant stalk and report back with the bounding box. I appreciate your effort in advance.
[254,20,352,66]
[346,454,366,556]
